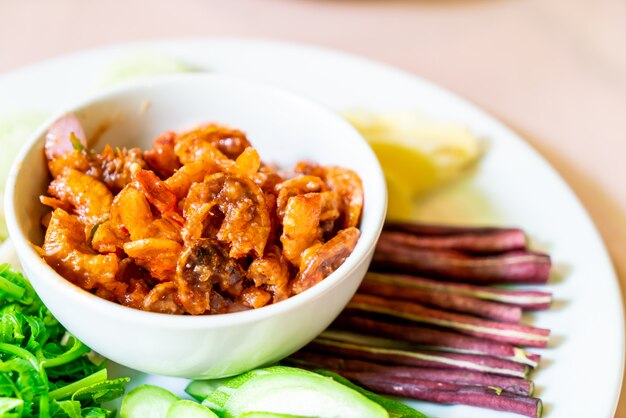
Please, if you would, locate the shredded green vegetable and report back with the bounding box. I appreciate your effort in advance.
[0,263,128,417]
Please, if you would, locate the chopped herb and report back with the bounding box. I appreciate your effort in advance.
[69,132,85,151]
[0,263,128,417]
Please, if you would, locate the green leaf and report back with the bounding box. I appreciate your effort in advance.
[71,377,130,404]
[0,397,23,416]
[52,399,83,418]
[0,358,47,405]
[42,335,91,368]
[82,407,116,418]
[0,263,35,305]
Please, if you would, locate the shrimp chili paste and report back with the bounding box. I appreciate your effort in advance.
[38,115,363,315]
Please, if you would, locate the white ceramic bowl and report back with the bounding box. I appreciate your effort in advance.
[4,74,387,379]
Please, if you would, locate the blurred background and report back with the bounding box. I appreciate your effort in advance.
[1,0,625,414]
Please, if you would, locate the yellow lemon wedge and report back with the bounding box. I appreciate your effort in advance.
[344,110,484,220]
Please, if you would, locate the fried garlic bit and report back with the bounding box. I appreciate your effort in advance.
[39,115,364,315]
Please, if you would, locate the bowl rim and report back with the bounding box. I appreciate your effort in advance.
[4,72,387,328]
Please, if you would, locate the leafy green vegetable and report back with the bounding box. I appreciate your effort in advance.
[0,263,129,417]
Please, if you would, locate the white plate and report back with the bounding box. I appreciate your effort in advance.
[0,39,623,418]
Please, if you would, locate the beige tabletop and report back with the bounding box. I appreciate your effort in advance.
[1,0,625,414]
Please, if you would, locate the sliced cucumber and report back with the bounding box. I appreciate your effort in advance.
[202,366,388,418]
[238,413,313,418]
[120,385,180,418]
[186,379,228,401]
[314,371,428,418]
[167,400,219,418]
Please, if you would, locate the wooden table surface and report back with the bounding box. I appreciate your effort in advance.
[1,0,625,415]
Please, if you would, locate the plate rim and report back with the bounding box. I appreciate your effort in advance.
[0,37,623,417]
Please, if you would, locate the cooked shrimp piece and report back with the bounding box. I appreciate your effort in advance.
[252,165,284,193]
[180,173,224,242]
[216,175,271,258]
[294,161,325,178]
[264,192,280,245]
[123,238,182,282]
[275,175,326,220]
[233,147,261,177]
[317,191,342,240]
[175,129,261,178]
[181,173,270,257]
[110,186,149,240]
[120,278,151,310]
[165,160,218,199]
[48,151,92,179]
[247,245,291,302]
[176,238,246,315]
[133,169,183,224]
[240,286,272,309]
[174,125,251,163]
[90,220,126,254]
[40,195,72,212]
[144,131,181,178]
[295,162,363,228]
[43,208,119,290]
[324,167,364,228]
[280,193,323,266]
[292,227,360,294]
[208,126,251,159]
[142,282,183,314]
[92,145,146,193]
[110,186,180,242]
[182,203,220,243]
[318,191,341,221]
[115,258,154,308]
[47,168,113,226]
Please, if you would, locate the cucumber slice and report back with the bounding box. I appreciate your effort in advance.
[167,400,219,418]
[314,371,428,418]
[238,413,313,418]
[186,379,228,401]
[121,385,180,418]
[202,366,388,418]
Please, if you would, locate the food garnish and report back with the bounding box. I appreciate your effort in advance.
[38,115,363,315]
[344,110,483,220]
[0,263,128,417]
